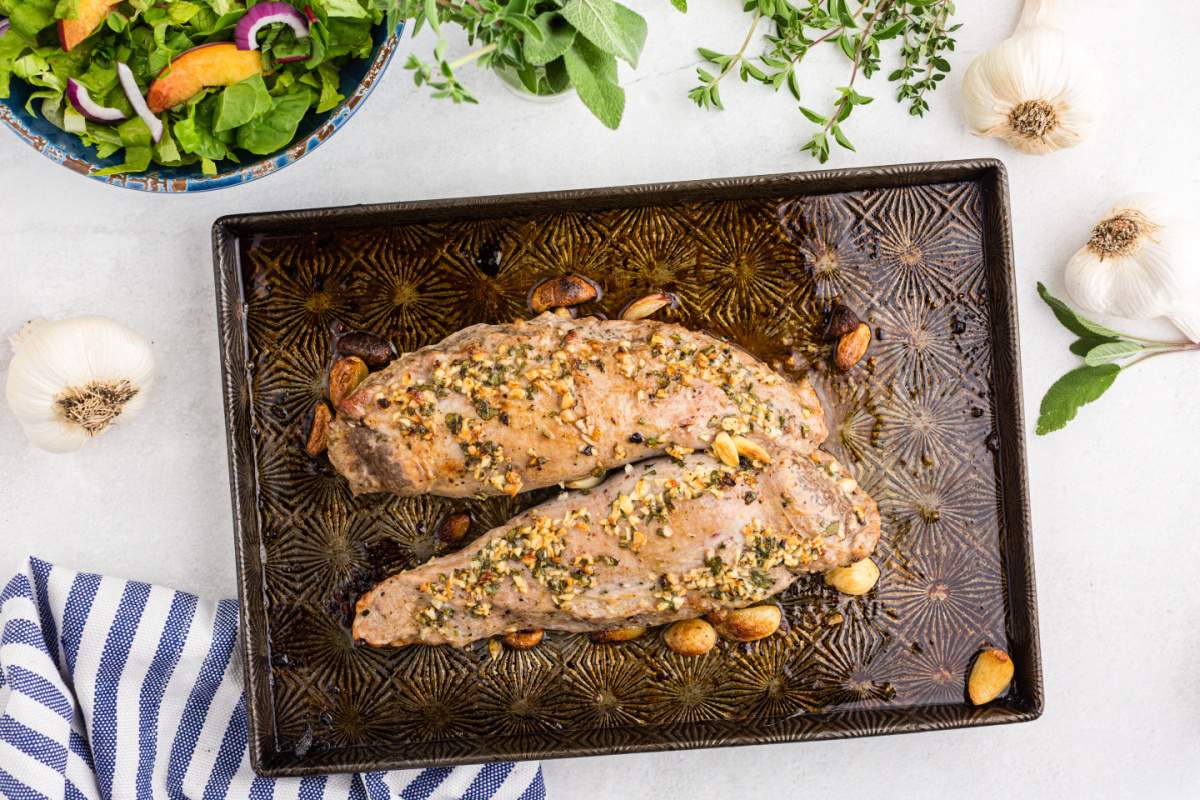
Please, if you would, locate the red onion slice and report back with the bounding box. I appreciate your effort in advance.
[116,62,163,143]
[234,2,310,51]
[0,18,9,36]
[66,78,128,123]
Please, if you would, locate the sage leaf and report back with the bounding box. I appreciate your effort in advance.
[1037,282,1122,340]
[1083,341,1146,366]
[563,37,624,129]
[525,14,576,66]
[1036,364,1119,435]
[1069,336,1113,357]
[561,0,646,68]
[503,13,544,44]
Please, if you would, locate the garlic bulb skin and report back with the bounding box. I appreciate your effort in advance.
[6,316,155,452]
[961,0,1103,154]
[1065,194,1200,342]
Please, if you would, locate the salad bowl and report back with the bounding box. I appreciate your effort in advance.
[0,13,401,193]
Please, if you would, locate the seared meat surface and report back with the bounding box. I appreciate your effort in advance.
[353,448,879,647]
[328,313,826,498]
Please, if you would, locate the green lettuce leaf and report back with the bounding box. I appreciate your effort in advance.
[236,84,313,154]
[214,74,273,132]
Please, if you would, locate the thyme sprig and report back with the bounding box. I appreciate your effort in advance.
[689,0,960,162]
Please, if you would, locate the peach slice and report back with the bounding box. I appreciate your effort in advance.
[147,43,264,114]
[59,0,122,51]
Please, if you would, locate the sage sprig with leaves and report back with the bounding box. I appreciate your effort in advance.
[1037,283,1200,434]
[402,0,647,129]
[689,0,958,161]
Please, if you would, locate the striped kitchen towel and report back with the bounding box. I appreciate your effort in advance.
[0,557,546,799]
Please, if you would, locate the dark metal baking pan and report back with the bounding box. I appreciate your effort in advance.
[212,159,1041,776]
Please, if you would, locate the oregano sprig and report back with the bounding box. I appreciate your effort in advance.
[1037,283,1200,434]
[689,0,960,162]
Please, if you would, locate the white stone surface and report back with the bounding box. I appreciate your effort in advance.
[2,1,1199,796]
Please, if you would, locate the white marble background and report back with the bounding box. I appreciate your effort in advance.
[2,1,1199,796]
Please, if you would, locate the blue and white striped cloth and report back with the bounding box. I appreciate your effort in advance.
[0,558,545,799]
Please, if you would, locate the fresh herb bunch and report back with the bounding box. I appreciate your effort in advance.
[404,1,957,158]
[690,0,958,161]
[1037,283,1200,434]
[402,0,647,129]
[0,0,399,176]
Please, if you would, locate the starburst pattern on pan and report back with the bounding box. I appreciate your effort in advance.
[870,295,961,386]
[687,225,794,330]
[354,241,466,352]
[610,233,698,297]
[442,218,526,257]
[878,541,1001,645]
[777,195,874,305]
[256,440,352,520]
[371,221,450,256]
[317,686,402,748]
[808,374,880,468]
[872,217,965,302]
[520,234,617,283]
[806,616,900,709]
[371,494,458,568]
[252,333,329,425]
[276,504,377,604]
[889,632,981,707]
[561,645,655,728]
[246,243,361,347]
[437,246,532,325]
[726,632,821,718]
[271,670,318,745]
[476,649,566,735]
[392,637,480,680]
[602,204,693,242]
[875,379,974,466]
[277,603,390,689]
[389,665,480,742]
[857,183,949,227]
[878,458,996,553]
[643,649,739,725]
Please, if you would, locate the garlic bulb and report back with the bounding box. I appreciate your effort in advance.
[1065,194,1200,342]
[961,0,1103,154]
[6,316,155,452]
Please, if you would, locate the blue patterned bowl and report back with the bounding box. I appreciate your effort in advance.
[0,23,402,192]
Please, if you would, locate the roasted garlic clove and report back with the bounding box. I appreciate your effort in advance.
[304,401,333,456]
[967,647,1015,705]
[329,356,369,408]
[824,558,880,595]
[711,431,740,467]
[664,618,717,656]
[733,436,771,464]
[620,292,678,321]
[709,605,782,642]
[564,473,606,490]
[528,274,601,313]
[589,625,647,643]
[502,629,545,650]
[834,322,872,371]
